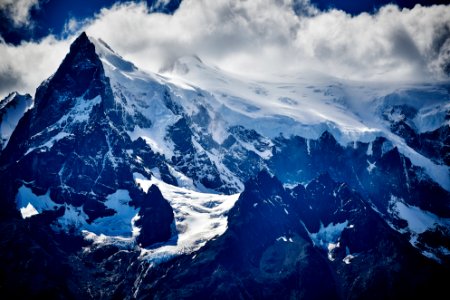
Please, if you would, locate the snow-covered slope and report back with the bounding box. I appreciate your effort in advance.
[162,55,379,143]
[162,56,449,141]
[0,92,33,150]
[133,173,239,262]
[91,37,450,191]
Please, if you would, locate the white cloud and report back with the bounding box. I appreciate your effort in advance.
[63,18,80,35]
[0,0,40,27]
[293,4,450,81]
[85,0,303,76]
[0,36,70,98]
[1,0,450,99]
[83,1,450,82]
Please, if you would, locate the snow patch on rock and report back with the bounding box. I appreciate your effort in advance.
[133,173,240,263]
[309,220,348,261]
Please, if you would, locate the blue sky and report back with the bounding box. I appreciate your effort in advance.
[0,0,449,99]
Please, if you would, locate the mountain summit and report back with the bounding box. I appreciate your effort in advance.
[0,32,449,299]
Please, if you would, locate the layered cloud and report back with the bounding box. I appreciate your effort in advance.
[1,0,450,98]
[0,0,40,27]
[84,0,450,81]
[0,36,69,98]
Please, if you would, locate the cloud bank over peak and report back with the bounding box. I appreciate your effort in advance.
[84,0,450,82]
[1,0,449,98]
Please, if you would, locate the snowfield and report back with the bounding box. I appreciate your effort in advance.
[134,173,240,263]
[89,37,450,191]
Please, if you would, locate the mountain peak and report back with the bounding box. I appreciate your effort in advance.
[63,32,97,63]
[71,31,92,49]
[37,32,104,101]
[67,31,98,62]
[25,31,109,135]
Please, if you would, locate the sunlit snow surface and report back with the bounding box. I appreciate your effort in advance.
[16,185,59,215]
[388,195,450,261]
[308,221,349,261]
[89,37,450,191]
[389,195,450,236]
[162,57,450,190]
[19,203,39,219]
[133,173,240,262]
[162,56,450,189]
[89,190,139,237]
[16,185,138,237]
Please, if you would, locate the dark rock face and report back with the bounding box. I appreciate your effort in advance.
[33,32,107,132]
[130,171,449,300]
[2,171,448,299]
[269,132,450,218]
[135,171,339,300]
[290,172,447,300]
[221,125,268,182]
[0,214,88,299]
[135,185,174,248]
[168,116,233,192]
[419,125,450,166]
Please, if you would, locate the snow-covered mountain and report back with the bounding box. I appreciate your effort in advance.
[0,32,449,299]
